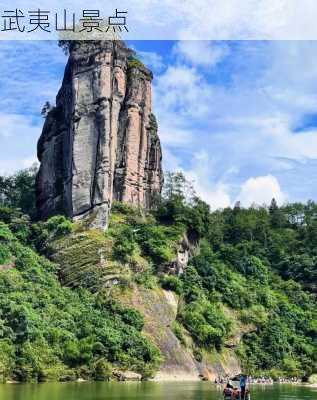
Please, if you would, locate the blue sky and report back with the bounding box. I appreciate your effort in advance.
[1,40,317,209]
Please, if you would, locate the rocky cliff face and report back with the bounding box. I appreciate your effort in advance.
[117,286,241,381]
[36,40,163,228]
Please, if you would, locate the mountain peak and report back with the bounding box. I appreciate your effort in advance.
[36,40,163,228]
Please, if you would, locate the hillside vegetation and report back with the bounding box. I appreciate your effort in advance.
[0,168,316,381]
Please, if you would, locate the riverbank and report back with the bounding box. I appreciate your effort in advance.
[2,376,313,384]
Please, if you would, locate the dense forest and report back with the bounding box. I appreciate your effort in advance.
[0,167,316,382]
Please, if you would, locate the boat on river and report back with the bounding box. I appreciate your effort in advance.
[223,387,251,399]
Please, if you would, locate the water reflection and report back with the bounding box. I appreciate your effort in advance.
[0,381,316,400]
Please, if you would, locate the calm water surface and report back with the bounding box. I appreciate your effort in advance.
[0,382,316,400]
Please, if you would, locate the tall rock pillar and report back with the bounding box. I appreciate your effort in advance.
[36,40,163,228]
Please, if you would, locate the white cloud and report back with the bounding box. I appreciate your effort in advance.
[174,41,230,67]
[0,113,42,175]
[138,51,164,71]
[0,114,38,138]
[122,0,317,40]
[236,175,287,207]
[0,41,65,116]
[151,40,317,205]
[22,156,38,169]
[195,181,231,210]
[0,157,38,175]
[159,125,194,147]
[0,41,63,175]
[178,150,232,209]
[153,65,214,121]
[2,0,317,39]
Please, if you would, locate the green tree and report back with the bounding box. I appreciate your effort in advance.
[0,165,38,219]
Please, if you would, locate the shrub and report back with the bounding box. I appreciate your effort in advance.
[160,274,183,294]
[172,321,186,345]
[136,224,178,265]
[112,225,138,263]
[93,358,112,381]
[111,201,139,216]
[0,244,11,264]
[180,300,231,350]
[44,216,73,237]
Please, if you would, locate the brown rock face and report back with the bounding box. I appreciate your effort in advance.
[36,41,163,228]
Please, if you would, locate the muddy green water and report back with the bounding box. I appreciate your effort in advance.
[0,382,316,400]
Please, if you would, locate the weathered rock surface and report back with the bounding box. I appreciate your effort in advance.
[160,232,199,275]
[112,370,142,381]
[50,229,242,381]
[36,40,163,228]
[116,286,241,381]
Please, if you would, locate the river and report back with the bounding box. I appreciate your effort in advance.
[0,381,316,400]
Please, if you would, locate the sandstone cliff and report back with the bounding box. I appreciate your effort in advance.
[50,224,242,382]
[36,40,163,228]
[117,285,242,381]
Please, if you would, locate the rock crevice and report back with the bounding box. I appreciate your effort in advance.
[36,40,163,228]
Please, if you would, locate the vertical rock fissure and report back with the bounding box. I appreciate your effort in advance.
[91,107,102,209]
[138,108,145,205]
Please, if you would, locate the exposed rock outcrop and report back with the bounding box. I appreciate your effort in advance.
[112,370,142,381]
[116,286,241,381]
[49,226,242,381]
[36,40,163,228]
[160,232,199,275]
